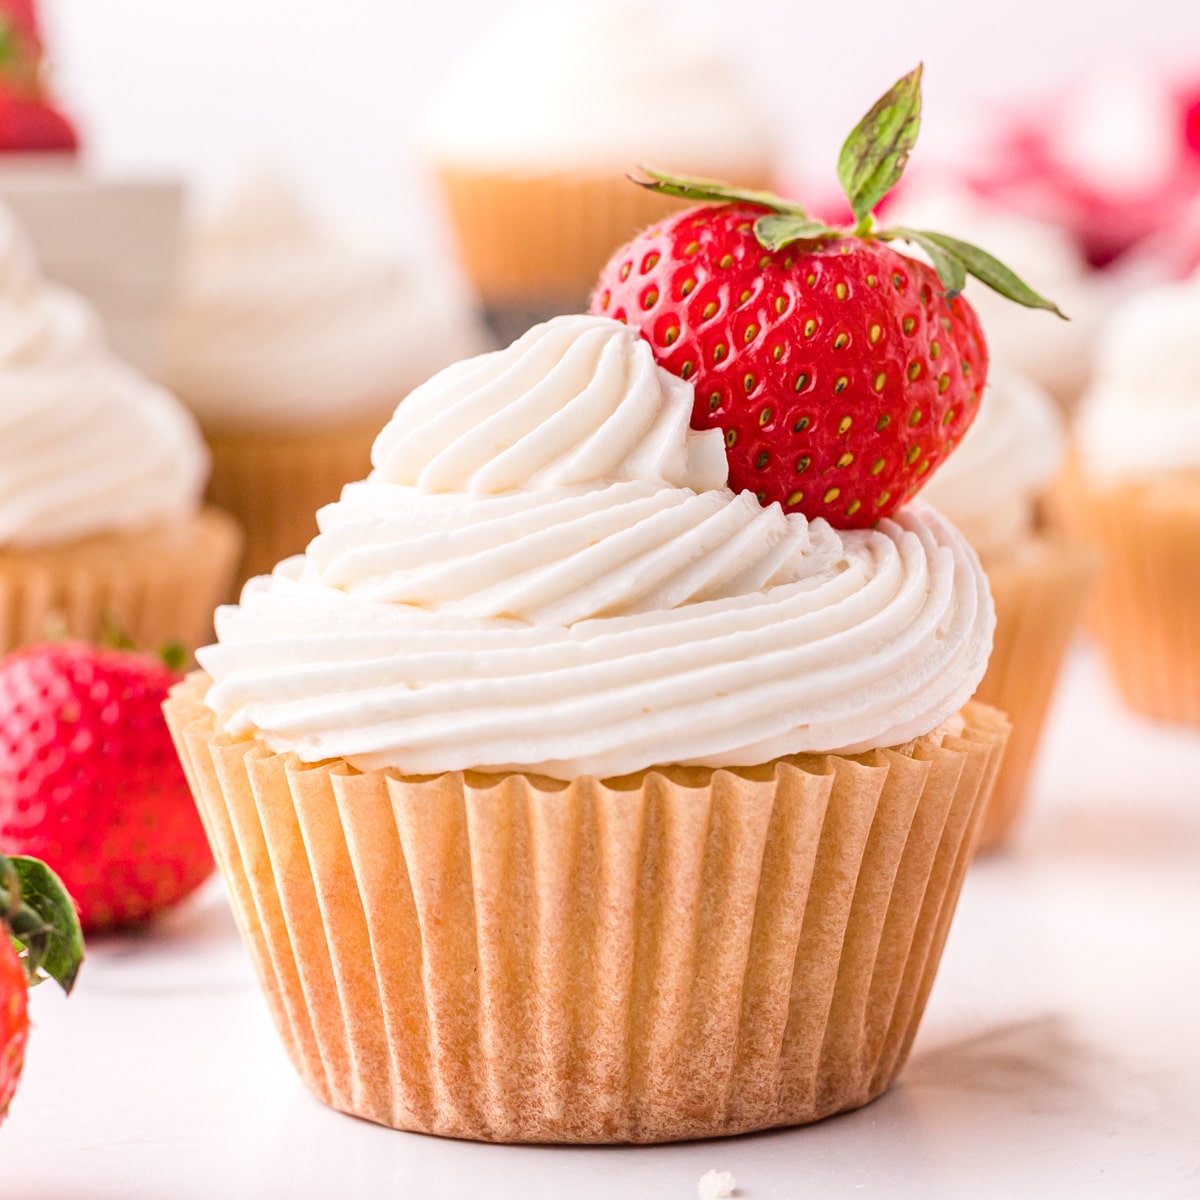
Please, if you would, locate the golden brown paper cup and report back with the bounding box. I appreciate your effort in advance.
[1055,465,1200,725]
[166,673,1009,1144]
[971,538,1095,852]
[203,414,390,591]
[0,506,241,658]
[433,165,774,311]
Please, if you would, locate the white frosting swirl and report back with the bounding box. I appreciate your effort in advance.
[888,183,1107,406]
[424,0,772,175]
[920,366,1065,557]
[1078,272,1200,481]
[0,204,208,549]
[165,178,490,433]
[199,316,994,779]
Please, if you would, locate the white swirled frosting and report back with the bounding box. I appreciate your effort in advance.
[920,365,1065,558]
[0,205,208,549]
[1078,272,1200,481]
[199,316,994,779]
[165,178,489,434]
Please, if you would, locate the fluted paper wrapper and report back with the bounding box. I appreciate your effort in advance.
[972,538,1095,852]
[166,675,1008,1144]
[1055,466,1200,725]
[204,414,390,590]
[434,166,773,310]
[0,507,241,657]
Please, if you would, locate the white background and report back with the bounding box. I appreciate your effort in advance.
[43,0,1200,254]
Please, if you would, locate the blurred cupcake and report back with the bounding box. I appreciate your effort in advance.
[0,204,240,656]
[167,316,1006,1144]
[922,366,1093,850]
[887,182,1106,412]
[1063,272,1200,724]
[424,0,773,335]
[165,178,489,586]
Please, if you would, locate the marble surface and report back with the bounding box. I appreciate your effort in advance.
[7,646,1200,1200]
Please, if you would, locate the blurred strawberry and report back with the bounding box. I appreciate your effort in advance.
[0,642,213,932]
[0,0,78,152]
[0,850,83,1125]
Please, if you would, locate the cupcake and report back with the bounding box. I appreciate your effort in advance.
[0,204,240,656]
[164,177,489,587]
[886,183,1106,413]
[921,366,1094,850]
[424,0,773,334]
[1063,272,1200,724]
[167,315,1006,1143]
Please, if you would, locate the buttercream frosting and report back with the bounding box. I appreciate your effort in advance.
[165,178,489,433]
[1077,272,1200,481]
[921,365,1065,557]
[200,315,994,779]
[424,0,772,175]
[0,204,208,549]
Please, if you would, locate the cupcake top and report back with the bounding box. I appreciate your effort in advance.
[164,178,489,434]
[0,205,208,550]
[886,182,1104,405]
[920,365,1065,558]
[1077,272,1200,482]
[424,0,772,175]
[199,315,994,779]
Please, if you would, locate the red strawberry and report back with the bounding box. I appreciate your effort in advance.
[0,1,79,152]
[591,66,1062,528]
[0,850,83,1125]
[0,643,214,932]
[0,91,76,151]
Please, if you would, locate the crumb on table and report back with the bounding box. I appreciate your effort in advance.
[698,1169,737,1199]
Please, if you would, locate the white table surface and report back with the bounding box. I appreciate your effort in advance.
[7,646,1200,1200]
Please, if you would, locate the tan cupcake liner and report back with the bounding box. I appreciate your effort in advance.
[434,165,773,309]
[0,506,241,658]
[1054,465,1200,725]
[971,537,1096,852]
[204,413,391,591]
[166,673,1008,1143]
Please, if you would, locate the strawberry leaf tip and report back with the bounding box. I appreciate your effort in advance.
[880,227,1068,317]
[837,64,924,229]
[629,167,807,218]
[0,852,84,994]
[753,214,839,252]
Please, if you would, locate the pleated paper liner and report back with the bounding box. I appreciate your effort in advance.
[972,537,1095,852]
[433,165,774,312]
[0,506,241,658]
[203,412,391,591]
[1054,464,1200,725]
[166,674,1009,1144]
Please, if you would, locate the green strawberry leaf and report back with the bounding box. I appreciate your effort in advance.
[157,640,188,674]
[0,852,84,994]
[629,167,806,217]
[753,214,838,252]
[905,229,1068,316]
[838,64,924,227]
[882,227,968,298]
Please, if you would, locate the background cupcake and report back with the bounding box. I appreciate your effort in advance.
[921,365,1094,849]
[424,0,774,339]
[164,176,489,586]
[0,203,239,656]
[1062,270,1200,724]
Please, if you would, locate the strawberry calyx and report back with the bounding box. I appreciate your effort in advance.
[631,65,1065,319]
[99,616,188,674]
[0,14,39,97]
[0,850,83,994]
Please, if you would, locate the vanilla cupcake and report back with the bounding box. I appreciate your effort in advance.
[1063,272,1200,723]
[425,0,773,330]
[0,205,240,656]
[922,366,1093,849]
[166,316,1007,1144]
[165,178,489,585]
[888,183,1106,412]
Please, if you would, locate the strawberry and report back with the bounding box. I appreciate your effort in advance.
[0,1,78,152]
[591,66,1062,529]
[1,849,83,1125]
[0,643,213,932]
[0,90,76,151]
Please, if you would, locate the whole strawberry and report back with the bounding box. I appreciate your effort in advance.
[1,849,83,1125]
[0,643,213,932]
[0,0,78,152]
[591,66,1061,528]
